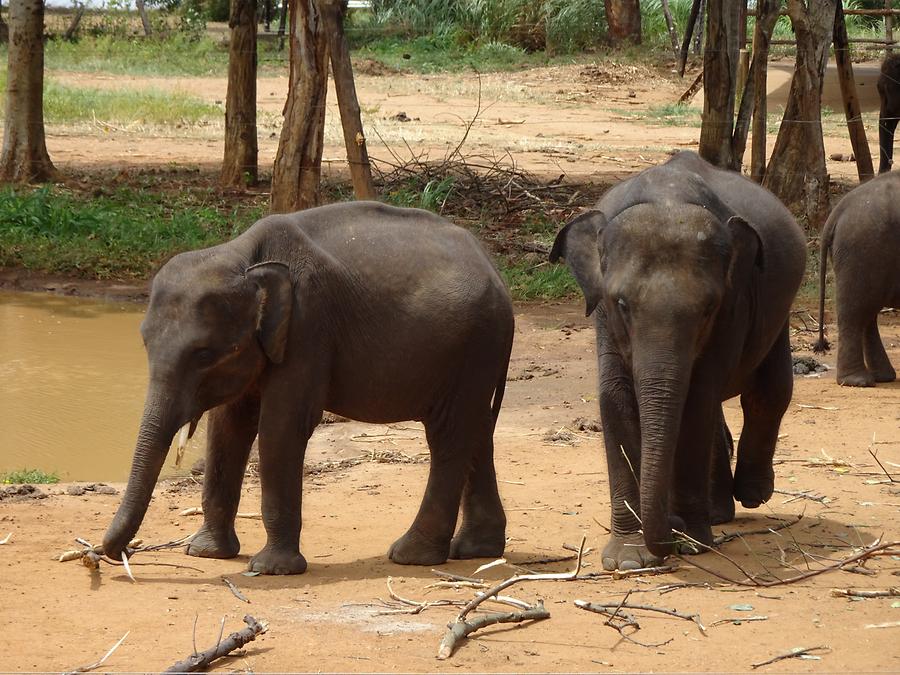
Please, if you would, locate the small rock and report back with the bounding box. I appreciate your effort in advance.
[66,485,86,496]
[94,485,118,495]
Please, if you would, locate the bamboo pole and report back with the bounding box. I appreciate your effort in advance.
[834,1,875,182]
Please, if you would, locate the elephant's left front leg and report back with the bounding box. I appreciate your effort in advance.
[248,397,321,575]
[186,391,260,559]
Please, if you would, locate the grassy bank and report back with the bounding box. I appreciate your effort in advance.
[0,175,579,301]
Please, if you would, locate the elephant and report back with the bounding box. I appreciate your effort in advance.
[550,151,806,571]
[102,201,515,575]
[878,54,900,174]
[814,171,900,386]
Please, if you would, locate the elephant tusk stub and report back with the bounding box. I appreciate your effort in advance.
[175,422,191,468]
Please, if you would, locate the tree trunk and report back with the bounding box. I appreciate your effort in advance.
[660,0,679,59]
[693,0,705,54]
[0,0,9,44]
[135,0,152,36]
[833,1,874,182]
[322,0,374,200]
[221,0,259,188]
[764,0,835,227]
[698,0,741,168]
[604,0,641,45]
[63,1,86,41]
[0,0,55,183]
[749,0,780,183]
[270,0,328,213]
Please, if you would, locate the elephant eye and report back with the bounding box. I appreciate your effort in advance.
[616,297,629,315]
[194,348,217,367]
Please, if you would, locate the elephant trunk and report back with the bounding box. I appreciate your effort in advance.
[103,386,181,559]
[633,347,692,559]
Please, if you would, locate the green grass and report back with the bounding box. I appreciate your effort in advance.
[1,469,60,484]
[499,258,580,301]
[0,185,266,278]
[615,103,702,127]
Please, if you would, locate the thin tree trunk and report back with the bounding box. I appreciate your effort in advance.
[1,0,10,43]
[693,0,705,54]
[277,0,287,49]
[603,0,641,45]
[135,0,152,36]
[63,1,86,40]
[270,0,328,213]
[732,0,779,173]
[833,1,874,182]
[698,0,740,168]
[221,0,259,187]
[764,0,835,226]
[0,0,55,183]
[323,0,374,200]
[660,0,679,59]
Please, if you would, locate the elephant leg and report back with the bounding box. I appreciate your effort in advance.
[449,412,506,560]
[709,407,735,526]
[389,396,484,566]
[248,401,320,575]
[186,392,260,559]
[670,391,719,552]
[864,317,896,383]
[596,330,660,571]
[734,324,792,508]
[878,101,899,174]
[835,300,875,387]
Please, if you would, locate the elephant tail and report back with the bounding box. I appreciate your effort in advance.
[813,218,835,354]
[490,367,508,431]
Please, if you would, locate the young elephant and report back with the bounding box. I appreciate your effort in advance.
[814,172,900,386]
[877,54,900,174]
[102,202,514,575]
[550,152,806,571]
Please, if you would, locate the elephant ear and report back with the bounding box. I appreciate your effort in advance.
[245,261,293,364]
[726,215,764,271]
[549,209,607,316]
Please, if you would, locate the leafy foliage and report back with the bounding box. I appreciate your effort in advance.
[1,469,60,484]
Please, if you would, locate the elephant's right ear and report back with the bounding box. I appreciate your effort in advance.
[245,261,293,364]
[549,210,607,316]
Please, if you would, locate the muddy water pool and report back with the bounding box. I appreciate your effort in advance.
[0,291,205,481]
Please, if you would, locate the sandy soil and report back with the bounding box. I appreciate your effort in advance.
[2,304,899,673]
[43,59,888,185]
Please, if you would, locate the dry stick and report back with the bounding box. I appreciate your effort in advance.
[163,615,267,673]
[575,598,707,635]
[831,587,900,599]
[868,442,898,483]
[63,632,129,674]
[222,577,250,603]
[436,536,586,660]
[713,515,804,545]
[750,646,830,669]
[575,590,673,649]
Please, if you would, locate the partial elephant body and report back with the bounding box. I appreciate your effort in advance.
[103,202,514,574]
[551,151,806,570]
[814,172,900,387]
[878,54,900,174]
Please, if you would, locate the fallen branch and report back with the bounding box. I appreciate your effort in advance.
[831,587,900,599]
[436,535,586,660]
[180,507,262,519]
[64,632,129,674]
[713,515,803,545]
[222,577,250,603]
[575,597,707,635]
[750,645,830,669]
[574,591,674,648]
[868,442,898,484]
[163,615,267,673]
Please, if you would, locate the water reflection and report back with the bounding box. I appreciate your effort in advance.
[0,291,204,481]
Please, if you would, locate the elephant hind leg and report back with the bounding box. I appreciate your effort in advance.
[734,324,792,509]
[449,423,506,560]
[388,399,483,566]
[187,392,260,560]
[864,317,896,383]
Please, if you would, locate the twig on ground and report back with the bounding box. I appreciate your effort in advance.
[796,404,839,411]
[163,615,267,673]
[867,440,898,484]
[435,536,586,660]
[575,597,707,635]
[180,506,262,519]
[865,621,900,629]
[222,577,250,603]
[579,565,679,580]
[750,646,830,669]
[713,515,803,545]
[774,489,830,505]
[64,632,129,674]
[711,615,768,627]
[575,591,675,648]
[831,587,900,599]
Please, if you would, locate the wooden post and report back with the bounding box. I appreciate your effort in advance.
[323,0,375,200]
[736,0,750,99]
[887,0,894,55]
[834,2,874,182]
[698,0,741,168]
[750,0,779,183]
[221,0,259,187]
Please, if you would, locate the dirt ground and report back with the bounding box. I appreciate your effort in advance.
[2,304,899,673]
[3,55,900,673]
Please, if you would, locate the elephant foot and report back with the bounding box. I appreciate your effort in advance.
[837,370,875,387]
[248,545,308,575]
[872,367,897,383]
[388,528,450,566]
[601,533,665,571]
[733,462,774,509]
[449,527,506,560]
[709,495,735,525]
[186,524,240,559]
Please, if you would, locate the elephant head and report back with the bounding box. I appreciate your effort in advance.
[102,252,293,559]
[551,202,762,557]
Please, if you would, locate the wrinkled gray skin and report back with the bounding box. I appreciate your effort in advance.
[814,172,900,386]
[550,152,806,571]
[877,54,900,174]
[103,202,514,575]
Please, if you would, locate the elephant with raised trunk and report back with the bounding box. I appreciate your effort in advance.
[814,171,900,386]
[550,152,806,571]
[103,202,515,575]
